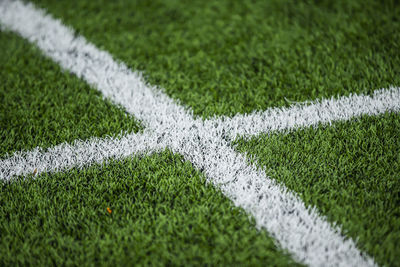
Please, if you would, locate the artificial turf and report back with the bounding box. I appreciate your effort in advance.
[1,0,400,266]
[234,113,400,267]
[0,151,300,266]
[0,21,300,267]
[0,30,141,158]
[31,0,400,118]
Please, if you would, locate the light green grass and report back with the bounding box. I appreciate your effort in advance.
[32,0,400,118]
[0,151,300,266]
[234,113,400,267]
[0,30,141,158]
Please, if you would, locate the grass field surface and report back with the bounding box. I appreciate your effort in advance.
[1,152,299,266]
[1,0,399,266]
[31,0,400,117]
[0,30,141,158]
[234,112,400,266]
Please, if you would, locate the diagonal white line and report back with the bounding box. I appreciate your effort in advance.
[0,0,189,132]
[210,87,400,139]
[0,1,383,266]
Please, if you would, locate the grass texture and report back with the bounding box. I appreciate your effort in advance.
[234,113,400,267]
[0,30,141,158]
[32,0,400,118]
[1,0,400,266]
[0,151,300,266]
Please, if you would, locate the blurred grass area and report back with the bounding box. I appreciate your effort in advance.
[32,0,400,118]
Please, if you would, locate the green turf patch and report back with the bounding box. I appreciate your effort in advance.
[0,30,141,158]
[0,151,301,266]
[233,113,400,267]
[31,0,400,118]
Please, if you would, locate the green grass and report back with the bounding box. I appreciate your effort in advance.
[234,113,400,267]
[31,0,400,118]
[0,30,141,158]
[0,18,298,267]
[1,0,400,266]
[0,151,300,266]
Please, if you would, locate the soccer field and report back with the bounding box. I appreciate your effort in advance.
[1,0,399,266]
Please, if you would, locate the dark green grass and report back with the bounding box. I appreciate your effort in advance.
[0,151,300,266]
[0,30,141,158]
[234,113,400,267]
[31,0,400,118]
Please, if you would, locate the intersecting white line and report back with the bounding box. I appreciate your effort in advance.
[0,131,164,179]
[211,87,400,139]
[0,1,390,266]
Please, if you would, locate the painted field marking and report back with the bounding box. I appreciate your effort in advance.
[211,87,400,139]
[0,131,163,179]
[2,0,399,266]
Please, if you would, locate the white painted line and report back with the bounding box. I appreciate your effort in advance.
[0,1,381,266]
[0,131,165,180]
[166,125,377,267]
[208,87,400,139]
